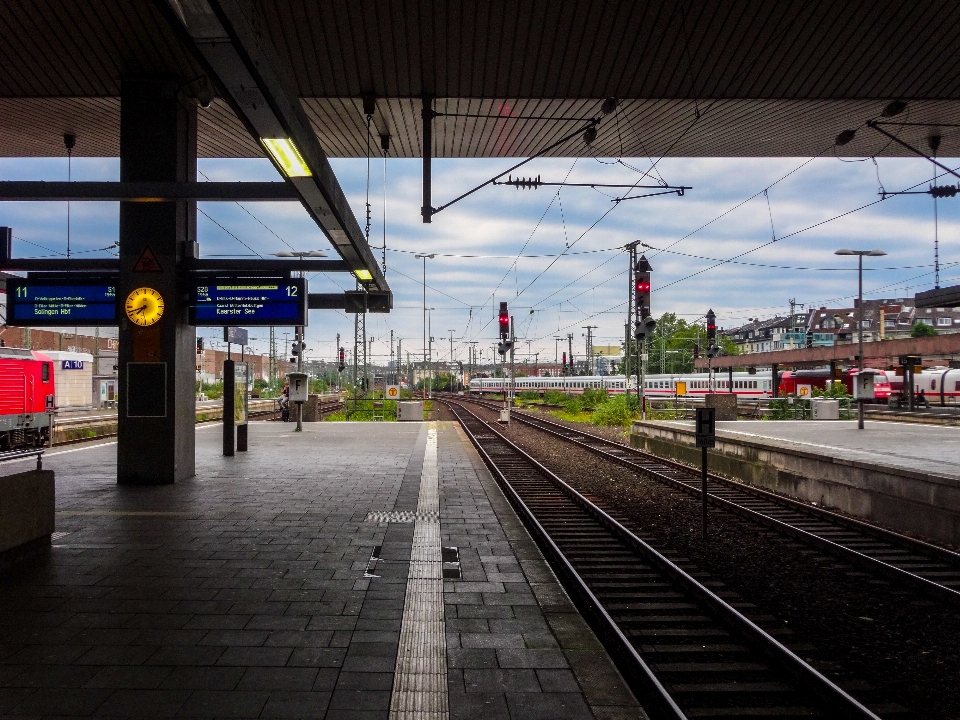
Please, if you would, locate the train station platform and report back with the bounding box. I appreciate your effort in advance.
[631,419,960,547]
[0,422,641,719]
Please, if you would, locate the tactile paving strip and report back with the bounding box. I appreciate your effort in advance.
[365,510,440,523]
[389,424,448,719]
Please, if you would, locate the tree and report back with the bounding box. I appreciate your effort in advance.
[911,322,938,337]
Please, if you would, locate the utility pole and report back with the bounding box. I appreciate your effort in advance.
[567,334,574,376]
[335,332,341,392]
[626,241,640,404]
[390,330,395,383]
[582,326,597,374]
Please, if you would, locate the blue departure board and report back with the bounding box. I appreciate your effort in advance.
[6,278,118,325]
[189,278,307,326]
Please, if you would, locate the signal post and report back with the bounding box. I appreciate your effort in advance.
[633,255,655,420]
[497,302,514,423]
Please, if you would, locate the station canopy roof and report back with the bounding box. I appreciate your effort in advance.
[2,0,960,159]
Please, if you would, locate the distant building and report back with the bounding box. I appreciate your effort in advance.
[727,297,960,355]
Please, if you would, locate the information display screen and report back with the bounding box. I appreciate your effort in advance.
[189,278,307,326]
[6,278,118,326]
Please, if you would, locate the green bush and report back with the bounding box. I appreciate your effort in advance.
[543,390,570,405]
[590,395,634,426]
[580,388,608,409]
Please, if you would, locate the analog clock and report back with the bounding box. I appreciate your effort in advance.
[125,287,165,327]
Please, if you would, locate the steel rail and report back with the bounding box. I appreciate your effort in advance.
[443,399,880,720]
[456,394,960,604]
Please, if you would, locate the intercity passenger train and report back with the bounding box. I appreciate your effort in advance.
[468,372,773,397]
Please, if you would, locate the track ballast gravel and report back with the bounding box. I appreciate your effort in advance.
[456,401,960,719]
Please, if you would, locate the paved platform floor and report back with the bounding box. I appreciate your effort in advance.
[663,419,960,478]
[0,422,641,719]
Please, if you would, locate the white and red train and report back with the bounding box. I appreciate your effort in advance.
[469,367,897,401]
[469,372,774,398]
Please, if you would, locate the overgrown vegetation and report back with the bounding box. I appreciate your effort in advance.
[519,389,644,427]
[767,382,853,420]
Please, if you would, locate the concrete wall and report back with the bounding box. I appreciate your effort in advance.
[44,351,94,408]
[631,421,960,547]
[0,469,55,567]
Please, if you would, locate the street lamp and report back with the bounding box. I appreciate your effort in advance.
[415,253,435,396]
[835,248,887,429]
[427,307,436,397]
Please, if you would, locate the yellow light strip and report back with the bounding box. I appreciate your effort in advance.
[354,269,373,281]
[261,138,312,178]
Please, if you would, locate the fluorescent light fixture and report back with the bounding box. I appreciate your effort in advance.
[261,138,312,177]
[354,269,373,281]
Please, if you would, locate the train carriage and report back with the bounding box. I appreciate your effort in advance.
[469,371,774,397]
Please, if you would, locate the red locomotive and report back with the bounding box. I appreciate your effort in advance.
[778,368,891,402]
[0,348,56,449]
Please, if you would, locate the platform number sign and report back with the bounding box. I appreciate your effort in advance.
[695,407,715,448]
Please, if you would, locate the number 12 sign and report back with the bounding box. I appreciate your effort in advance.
[189,278,307,327]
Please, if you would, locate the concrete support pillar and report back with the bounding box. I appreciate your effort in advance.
[117,80,196,484]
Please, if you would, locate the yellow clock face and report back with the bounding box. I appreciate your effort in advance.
[125,287,165,327]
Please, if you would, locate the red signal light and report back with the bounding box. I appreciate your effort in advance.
[498,301,510,341]
[635,281,650,292]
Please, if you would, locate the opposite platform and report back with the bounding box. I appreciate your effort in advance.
[0,421,642,719]
[632,418,960,545]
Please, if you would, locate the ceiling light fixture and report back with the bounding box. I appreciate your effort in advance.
[835,129,857,146]
[354,269,373,281]
[881,100,907,118]
[261,138,312,177]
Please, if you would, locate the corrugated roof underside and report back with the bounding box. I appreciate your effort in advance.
[0,1,959,158]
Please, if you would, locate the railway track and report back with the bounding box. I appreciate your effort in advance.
[455,394,960,605]
[443,399,880,720]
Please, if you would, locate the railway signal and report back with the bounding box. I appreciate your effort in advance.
[635,255,652,319]
[338,347,345,373]
[196,337,204,354]
[693,344,699,359]
[706,308,716,342]
[497,301,512,356]
[634,316,656,341]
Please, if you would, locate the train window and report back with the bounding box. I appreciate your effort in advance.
[42,363,50,382]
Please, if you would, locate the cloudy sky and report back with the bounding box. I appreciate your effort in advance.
[1,149,957,366]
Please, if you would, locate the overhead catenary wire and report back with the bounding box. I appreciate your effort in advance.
[531,161,960,344]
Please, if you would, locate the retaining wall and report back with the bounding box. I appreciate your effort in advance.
[631,421,960,547]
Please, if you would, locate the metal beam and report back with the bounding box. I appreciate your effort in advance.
[0,258,119,271]
[309,291,393,313]
[0,181,298,202]
[916,285,960,308]
[695,333,960,370]
[160,0,389,294]
[186,259,350,273]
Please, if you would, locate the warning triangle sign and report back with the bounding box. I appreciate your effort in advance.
[132,245,162,273]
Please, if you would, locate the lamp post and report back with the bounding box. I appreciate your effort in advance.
[415,254,435,397]
[835,249,887,429]
[427,308,435,398]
